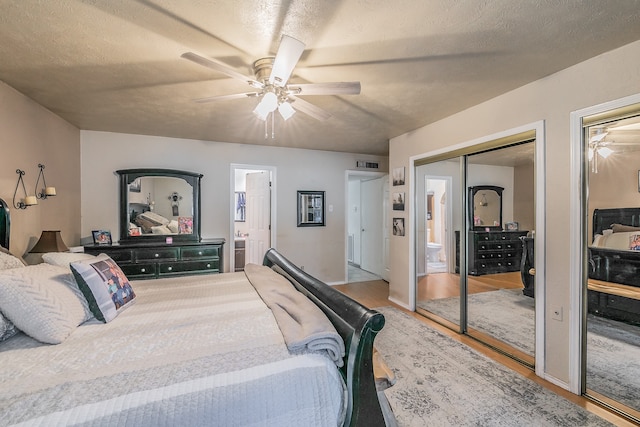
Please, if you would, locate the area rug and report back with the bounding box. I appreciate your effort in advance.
[416,291,640,412]
[375,307,614,426]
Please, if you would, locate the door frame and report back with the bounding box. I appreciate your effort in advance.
[229,164,277,272]
[569,92,640,395]
[344,170,387,283]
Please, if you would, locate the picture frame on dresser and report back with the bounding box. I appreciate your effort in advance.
[92,230,112,245]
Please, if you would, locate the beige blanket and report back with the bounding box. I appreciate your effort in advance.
[244,263,346,367]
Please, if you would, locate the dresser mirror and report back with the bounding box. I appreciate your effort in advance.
[117,169,203,243]
[469,185,503,230]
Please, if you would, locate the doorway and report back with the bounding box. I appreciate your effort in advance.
[346,171,388,283]
[230,164,276,272]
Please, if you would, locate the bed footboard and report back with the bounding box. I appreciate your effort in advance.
[263,248,388,427]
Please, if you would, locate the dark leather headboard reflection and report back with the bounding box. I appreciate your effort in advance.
[592,207,640,240]
[0,198,9,250]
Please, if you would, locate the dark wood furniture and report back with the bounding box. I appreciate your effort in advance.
[520,236,535,297]
[588,207,640,324]
[85,239,224,280]
[263,248,391,427]
[456,230,528,275]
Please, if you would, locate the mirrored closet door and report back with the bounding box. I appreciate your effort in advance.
[415,136,536,367]
[583,109,640,421]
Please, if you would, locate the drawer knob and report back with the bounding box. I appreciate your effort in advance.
[155,253,159,258]
[206,263,211,268]
[167,266,173,271]
[198,251,203,255]
[141,268,146,273]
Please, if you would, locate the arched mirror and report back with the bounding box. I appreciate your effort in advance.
[469,185,503,230]
[117,169,202,243]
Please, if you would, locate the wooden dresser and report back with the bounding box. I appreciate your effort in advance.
[84,239,224,280]
[456,230,527,276]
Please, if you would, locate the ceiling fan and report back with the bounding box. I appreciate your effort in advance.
[181,35,361,123]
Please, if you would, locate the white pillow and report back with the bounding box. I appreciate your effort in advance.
[592,231,640,250]
[70,254,136,323]
[167,220,179,234]
[42,252,96,268]
[0,264,92,344]
[0,250,26,270]
[151,225,172,235]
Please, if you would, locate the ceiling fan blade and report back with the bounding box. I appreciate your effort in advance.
[193,92,260,103]
[181,52,263,88]
[289,96,331,121]
[288,82,361,96]
[269,35,305,87]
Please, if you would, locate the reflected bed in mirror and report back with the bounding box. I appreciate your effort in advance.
[117,169,202,243]
[469,185,503,230]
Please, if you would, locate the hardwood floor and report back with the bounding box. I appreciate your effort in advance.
[334,279,637,427]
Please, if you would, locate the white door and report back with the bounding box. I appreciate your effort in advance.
[246,171,271,265]
[360,177,383,276]
[382,175,390,281]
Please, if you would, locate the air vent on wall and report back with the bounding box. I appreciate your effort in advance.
[356,161,379,169]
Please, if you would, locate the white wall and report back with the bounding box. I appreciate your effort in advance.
[81,131,387,283]
[389,39,640,385]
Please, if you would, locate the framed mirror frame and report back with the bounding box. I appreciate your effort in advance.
[297,190,325,227]
[468,185,503,231]
[117,168,203,243]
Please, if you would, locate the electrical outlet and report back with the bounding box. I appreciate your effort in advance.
[552,306,563,321]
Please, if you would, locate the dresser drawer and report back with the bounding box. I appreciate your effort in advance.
[158,259,220,275]
[181,246,220,260]
[135,248,179,262]
[88,248,133,263]
[120,263,157,278]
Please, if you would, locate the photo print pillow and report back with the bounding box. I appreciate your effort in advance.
[70,254,136,322]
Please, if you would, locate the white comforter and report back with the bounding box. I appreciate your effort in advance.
[0,273,346,426]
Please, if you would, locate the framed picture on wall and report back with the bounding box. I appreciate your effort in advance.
[392,218,405,236]
[392,167,405,186]
[129,178,141,193]
[392,192,405,211]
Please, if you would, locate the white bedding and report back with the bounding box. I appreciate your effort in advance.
[0,272,346,426]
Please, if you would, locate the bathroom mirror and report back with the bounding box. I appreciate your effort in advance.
[469,185,503,230]
[297,191,325,227]
[117,168,203,243]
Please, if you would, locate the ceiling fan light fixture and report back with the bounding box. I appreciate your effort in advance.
[253,91,278,120]
[278,101,296,120]
[598,146,613,158]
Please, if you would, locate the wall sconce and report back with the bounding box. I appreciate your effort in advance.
[13,169,38,209]
[35,163,56,199]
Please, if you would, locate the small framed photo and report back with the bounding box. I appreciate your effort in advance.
[393,218,405,236]
[505,221,519,231]
[92,230,112,245]
[393,192,405,211]
[392,167,405,186]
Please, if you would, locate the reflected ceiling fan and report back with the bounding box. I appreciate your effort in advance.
[181,35,361,124]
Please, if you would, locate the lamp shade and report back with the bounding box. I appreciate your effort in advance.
[30,230,69,253]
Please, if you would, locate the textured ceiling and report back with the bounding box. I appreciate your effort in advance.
[1,0,640,155]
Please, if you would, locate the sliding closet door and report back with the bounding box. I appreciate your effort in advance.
[415,156,465,329]
[583,112,640,420]
[466,142,535,364]
[414,136,537,367]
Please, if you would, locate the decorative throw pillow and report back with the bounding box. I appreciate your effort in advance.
[0,248,27,270]
[0,311,18,342]
[42,252,96,268]
[629,234,640,251]
[70,254,136,323]
[0,264,91,344]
